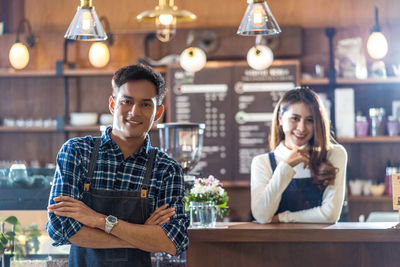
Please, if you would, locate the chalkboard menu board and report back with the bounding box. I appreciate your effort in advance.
[167,61,299,181]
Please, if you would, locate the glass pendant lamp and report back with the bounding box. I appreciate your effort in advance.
[246,35,273,70]
[237,0,281,36]
[180,47,207,73]
[65,0,107,41]
[247,45,273,70]
[137,0,196,42]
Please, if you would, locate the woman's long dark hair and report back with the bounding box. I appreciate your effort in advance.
[270,87,337,189]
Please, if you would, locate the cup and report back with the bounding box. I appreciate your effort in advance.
[349,179,363,195]
[362,180,372,196]
[355,115,368,137]
[387,116,399,136]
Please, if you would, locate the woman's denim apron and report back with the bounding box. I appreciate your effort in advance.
[268,152,324,214]
[69,138,156,267]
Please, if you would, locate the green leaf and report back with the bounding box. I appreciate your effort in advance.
[5,216,19,225]
[0,233,7,245]
[0,243,5,252]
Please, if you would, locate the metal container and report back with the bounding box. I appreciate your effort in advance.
[369,108,385,136]
[157,123,206,179]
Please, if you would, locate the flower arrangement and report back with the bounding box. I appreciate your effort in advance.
[185,175,229,217]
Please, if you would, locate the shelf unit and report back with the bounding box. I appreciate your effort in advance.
[338,136,400,143]
[347,195,393,222]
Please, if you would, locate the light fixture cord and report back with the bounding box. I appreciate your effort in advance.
[16,18,33,43]
[373,6,381,32]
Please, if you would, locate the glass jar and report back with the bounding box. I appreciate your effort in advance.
[387,116,399,136]
[189,201,216,228]
[369,108,386,136]
[355,115,368,137]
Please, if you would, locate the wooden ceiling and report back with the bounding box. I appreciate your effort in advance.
[24,0,400,33]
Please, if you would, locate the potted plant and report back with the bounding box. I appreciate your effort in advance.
[0,216,19,267]
[185,175,229,228]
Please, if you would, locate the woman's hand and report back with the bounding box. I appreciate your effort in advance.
[284,146,310,168]
[48,196,104,228]
[145,204,176,226]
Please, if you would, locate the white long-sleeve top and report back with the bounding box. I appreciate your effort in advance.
[251,142,347,223]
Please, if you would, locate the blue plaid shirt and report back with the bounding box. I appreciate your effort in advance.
[46,127,189,254]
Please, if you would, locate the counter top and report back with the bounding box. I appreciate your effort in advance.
[188,222,400,242]
[187,222,400,267]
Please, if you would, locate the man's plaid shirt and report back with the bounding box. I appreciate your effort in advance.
[46,126,189,254]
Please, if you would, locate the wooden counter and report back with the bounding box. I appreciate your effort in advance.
[187,222,400,267]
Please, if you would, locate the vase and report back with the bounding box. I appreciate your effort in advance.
[0,254,13,267]
[189,201,216,228]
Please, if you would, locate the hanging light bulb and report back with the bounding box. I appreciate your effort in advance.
[366,7,388,60]
[237,0,281,36]
[9,19,36,70]
[155,15,177,42]
[89,42,110,68]
[180,47,207,73]
[88,17,113,68]
[65,0,107,41]
[9,43,30,70]
[247,45,273,70]
[137,0,196,42]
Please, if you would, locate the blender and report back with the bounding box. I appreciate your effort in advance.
[157,123,206,187]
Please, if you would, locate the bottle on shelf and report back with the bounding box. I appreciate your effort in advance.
[369,108,386,136]
[355,111,368,137]
[387,116,399,136]
[385,161,399,196]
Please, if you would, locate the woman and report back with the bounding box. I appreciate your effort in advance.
[251,87,347,223]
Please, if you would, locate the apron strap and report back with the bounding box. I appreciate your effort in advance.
[140,149,156,198]
[84,137,102,192]
[268,152,277,172]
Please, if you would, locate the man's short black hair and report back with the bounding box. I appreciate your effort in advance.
[112,64,166,106]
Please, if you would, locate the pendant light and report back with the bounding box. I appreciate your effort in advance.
[366,7,388,60]
[237,0,281,36]
[65,0,107,41]
[137,0,196,42]
[246,35,273,70]
[180,47,207,73]
[88,17,113,68]
[9,19,37,70]
[179,30,218,73]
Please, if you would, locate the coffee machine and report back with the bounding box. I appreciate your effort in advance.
[157,123,206,186]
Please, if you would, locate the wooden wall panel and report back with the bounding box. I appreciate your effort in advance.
[23,0,400,33]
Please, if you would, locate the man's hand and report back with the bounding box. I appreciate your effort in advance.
[145,204,175,226]
[48,196,105,228]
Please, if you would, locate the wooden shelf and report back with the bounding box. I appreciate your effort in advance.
[301,77,400,86]
[0,67,167,78]
[348,195,392,203]
[0,125,105,132]
[0,126,57,132]
[336,77,400,85]
[338,136,400,143]
[64,125,104,131]
[301,78,329,85]
[0,70,56,77]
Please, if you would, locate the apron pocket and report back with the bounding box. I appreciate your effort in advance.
[105,248,129,262]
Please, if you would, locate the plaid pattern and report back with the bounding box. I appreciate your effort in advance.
[46,127,189,254]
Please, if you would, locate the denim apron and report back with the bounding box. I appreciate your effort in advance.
[268,152,324,214]
[69,138,156,267]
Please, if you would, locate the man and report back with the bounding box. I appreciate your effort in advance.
[46,64,189,267]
